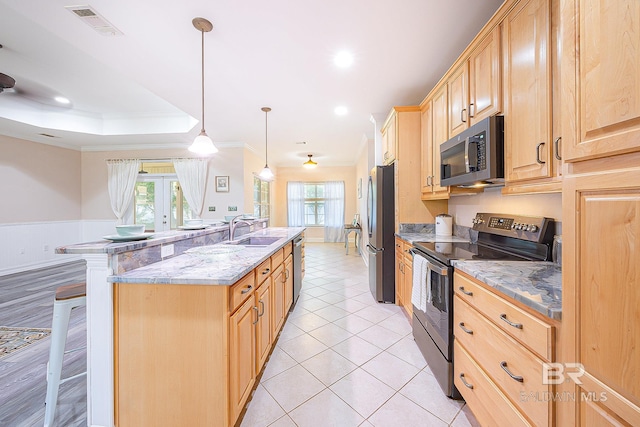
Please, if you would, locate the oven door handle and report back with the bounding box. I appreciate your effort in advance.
[410,248,449,276]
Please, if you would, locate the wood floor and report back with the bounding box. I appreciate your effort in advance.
[0,260,87,427]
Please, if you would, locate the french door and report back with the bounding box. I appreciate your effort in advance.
[133,176,193,232]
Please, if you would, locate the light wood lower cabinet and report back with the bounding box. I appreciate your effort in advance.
[284,253,293,312]
[255,279,272,374]
[114,239,298,427]
[454,271,556,427]
[271,263,285,339]
[394,237,413,318]
[229,295,257,423]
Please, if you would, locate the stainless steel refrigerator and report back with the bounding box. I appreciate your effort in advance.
[366,164,396,303]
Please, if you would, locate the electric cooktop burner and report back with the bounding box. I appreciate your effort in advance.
[412,241,529,265]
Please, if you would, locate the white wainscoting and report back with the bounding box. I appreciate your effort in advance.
[0,220,117,275]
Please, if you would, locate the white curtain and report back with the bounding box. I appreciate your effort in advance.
[287,182,305,226]
[106,159,140,225]
[324,181,345,242]
[173,158,209,218]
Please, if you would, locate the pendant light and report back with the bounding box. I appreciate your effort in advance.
[259,107,274,181]
[303,154,317,169]
[189,17,218,155]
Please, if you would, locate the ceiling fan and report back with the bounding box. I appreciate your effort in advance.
[0,72,16,94]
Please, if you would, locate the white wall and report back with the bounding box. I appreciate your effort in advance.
[81,147,250,221]
[448,188,563,226]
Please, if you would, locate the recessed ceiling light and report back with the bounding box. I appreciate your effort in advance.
[54,96,70,104]
[334,51,354,68]
[334,106,348,116]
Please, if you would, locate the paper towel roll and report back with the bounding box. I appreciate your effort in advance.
[435,214,453,236]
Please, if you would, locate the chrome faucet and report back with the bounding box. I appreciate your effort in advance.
[229,215,252,241]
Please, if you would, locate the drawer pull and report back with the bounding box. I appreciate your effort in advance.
[500,313,523,329]
[252,306,259,325]
[500,361,524,382]
[458,322,473,335]
[262,268,270,275]
[459,286,473,296]
[258,300,265,317]
[459,373,474,389]
[241,285,253,295]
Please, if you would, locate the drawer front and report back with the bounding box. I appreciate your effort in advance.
[454,296,551,427]
[271,248,284,269]
[255,258,272,286]
[284,241,293,257]
[454,272,554,361]
[454,341,532,427]
[402,241,412,263]
[230,272,257,313]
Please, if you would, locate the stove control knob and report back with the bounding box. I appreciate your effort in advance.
[527,224,538,232]
[517,224,524,230]
[511,222,519,230]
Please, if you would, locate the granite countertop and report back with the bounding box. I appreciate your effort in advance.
[396,232,469,244]
[56,219,267,255]
[107,227,305,286]
[452,260,562,320]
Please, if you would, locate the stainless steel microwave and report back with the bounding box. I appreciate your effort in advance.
[440,115,504,187]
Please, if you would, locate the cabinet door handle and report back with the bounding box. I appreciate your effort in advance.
[241,285,253,294]
[554,137,562,160]
[252,306,259,325]
[262,268,270,275]
[469,103,475,118]
[458,286,473,296]
[500,361,524,382]
[500,313,523,329]
[258,300,265,317]
[536,142,546,164]
[461,108,467,123]
[458,322,474,335]
[459,373,474,389]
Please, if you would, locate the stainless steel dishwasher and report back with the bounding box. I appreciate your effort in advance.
[291,235,303,309]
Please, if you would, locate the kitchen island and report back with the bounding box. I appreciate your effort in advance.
[56,223,303,427]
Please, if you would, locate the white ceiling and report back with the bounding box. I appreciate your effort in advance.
[0,0,503,167]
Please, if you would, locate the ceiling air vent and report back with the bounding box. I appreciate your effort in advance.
[65,5,124,36]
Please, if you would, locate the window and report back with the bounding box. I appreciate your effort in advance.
[253,176,270,218]
[132,162,194,232]
[304,183,325,226]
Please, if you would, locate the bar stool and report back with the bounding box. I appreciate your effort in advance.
[44,282,87,427]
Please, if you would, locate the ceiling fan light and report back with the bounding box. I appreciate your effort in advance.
[189,131,218,154]
[303,154,317,168]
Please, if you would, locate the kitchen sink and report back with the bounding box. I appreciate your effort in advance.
[224,236,281,247]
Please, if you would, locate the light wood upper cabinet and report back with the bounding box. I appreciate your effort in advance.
[448,63,470,138]
[503,0,552,183]
[431,86,449,193]
[469,26,502,125]
[562,0,640,162]
[420,101,434,195]
[381,113,397,165]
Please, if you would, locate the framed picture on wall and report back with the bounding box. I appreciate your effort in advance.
[215,176,229,192]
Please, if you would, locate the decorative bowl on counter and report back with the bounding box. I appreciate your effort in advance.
[115,224,146,236]
[185,245,244,261]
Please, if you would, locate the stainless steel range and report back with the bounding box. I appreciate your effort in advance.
[410,213,555,399]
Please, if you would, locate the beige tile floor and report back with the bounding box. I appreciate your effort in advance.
[240,243,480,427]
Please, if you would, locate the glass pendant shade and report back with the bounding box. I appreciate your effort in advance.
[259,165,274,181]
[189,131,218,154]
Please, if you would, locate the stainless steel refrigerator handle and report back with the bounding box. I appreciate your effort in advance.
[366,244,381,255]
[410,248,448,275]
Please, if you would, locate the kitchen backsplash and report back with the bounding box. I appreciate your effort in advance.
[398,223,474,240]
